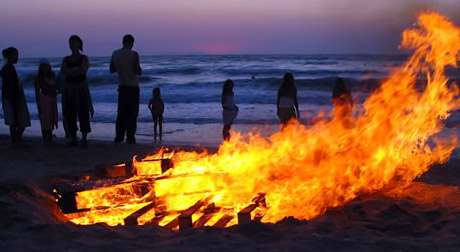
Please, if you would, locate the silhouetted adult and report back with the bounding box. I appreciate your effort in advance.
[332,77,353,120]
[60,35,93,147]
[35,59,58,145]
[221,79,238,140]
[110,34,142,144]
[277,73,299,125]
[1,47,31,143]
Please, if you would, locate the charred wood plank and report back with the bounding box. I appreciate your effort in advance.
[213,214,234,228]
[178,199,208,231]
[55,191,78,214]
[237,204,257,225]
[135,157,174,175]
[193,203,219,228]
[54,181,154,213]
[164,217,179,230]
[123,202,156,226]
[146,214,166,226]
[237,194,267,225]
[95,163,132,178]
[178,215,193,231]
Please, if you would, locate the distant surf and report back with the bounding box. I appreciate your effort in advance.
[2,54,460,141]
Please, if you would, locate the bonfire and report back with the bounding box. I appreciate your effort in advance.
[53,11,460,231]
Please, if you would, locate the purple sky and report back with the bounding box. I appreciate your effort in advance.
[1,0,459,57]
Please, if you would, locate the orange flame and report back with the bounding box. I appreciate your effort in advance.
[65,11,460,227]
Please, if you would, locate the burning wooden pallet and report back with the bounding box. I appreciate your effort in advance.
[53,151,266,231]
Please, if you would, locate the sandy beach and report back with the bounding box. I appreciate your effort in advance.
[0,135,459,251]
[2,0,460,250]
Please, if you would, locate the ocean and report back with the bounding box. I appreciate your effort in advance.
[2,54,460,145]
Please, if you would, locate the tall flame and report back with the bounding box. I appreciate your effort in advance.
[66,12,460,227]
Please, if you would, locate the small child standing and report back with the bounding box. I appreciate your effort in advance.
[148,87,164,142]
[35,60,58,145]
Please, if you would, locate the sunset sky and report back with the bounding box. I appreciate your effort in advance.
[1,0,459,57]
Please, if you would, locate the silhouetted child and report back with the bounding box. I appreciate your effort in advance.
[221,79,238,140]
[1,47,31,143]
[35,59,58,145]
[148,88,164,142]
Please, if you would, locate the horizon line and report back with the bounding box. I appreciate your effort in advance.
[18,52,410,60]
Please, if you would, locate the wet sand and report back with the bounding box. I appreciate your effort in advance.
[1,135,460,251]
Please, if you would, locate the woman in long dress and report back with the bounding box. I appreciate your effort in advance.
[277,73,299,126]
[1,47,30,143]
[60,35,94,147]
[221,79,238,140]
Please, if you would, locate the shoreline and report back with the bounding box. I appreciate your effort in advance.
[0,119,281,148]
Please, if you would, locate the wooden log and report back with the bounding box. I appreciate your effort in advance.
[123,202,156,226]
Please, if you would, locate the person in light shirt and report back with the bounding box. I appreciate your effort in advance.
[221,79,239,140]
[277,73,299,126]
[110,34,142,144]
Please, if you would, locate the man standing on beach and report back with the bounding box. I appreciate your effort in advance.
[110,34,142,144]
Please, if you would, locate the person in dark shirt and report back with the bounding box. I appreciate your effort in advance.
[60,35,93,147]
[332,77,354,123]
[277,73,299,126]
[148,87,164,143]
[1,47,31,143]
[35,59,58,145]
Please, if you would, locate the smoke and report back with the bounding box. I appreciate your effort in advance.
[304,0,460,53]
[309,0,459,24]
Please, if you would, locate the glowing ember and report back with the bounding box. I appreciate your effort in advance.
[60,12,460,228]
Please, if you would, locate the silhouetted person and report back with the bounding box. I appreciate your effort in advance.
[277,73,299,126]
[332,77,353,125]
[1,47,30,144]
[56,68,69,139]
[35,59,58,145]
[110,34,142,144]
[148,87,164,143]
[60,35,93,147]
[221,79,238,140]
